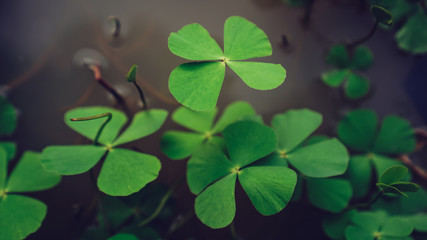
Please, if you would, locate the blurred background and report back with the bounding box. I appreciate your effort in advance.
[1,0,426,239]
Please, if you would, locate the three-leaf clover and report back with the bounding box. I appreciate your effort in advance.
[0,149,61,240]
[265,109,351,212]
[161,101,256,160]
[321,44,373,99]
[168,16,286,111]
[345,210,414,240]
[376,165,420,197]
[41,106,168,196]
[0,96,17,135]
[187,120,297,228]
[338,109,416,198]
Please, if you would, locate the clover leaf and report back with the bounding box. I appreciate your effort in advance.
[372,188,427,216]
[401,214,427,233]
[345,210,414,240]
[322,210,357,239]
[376,165,420,197]
[41,106,168,196]
[108,233,139,240]
[269,109,349,177]
[338,109,416,198]
[161,101,256,160]
[168,16,286,111]
[0,96,17,135]
[187,121,296,228]
[0,142,16,162]
[322,44,373,99]
[0,149,61,240]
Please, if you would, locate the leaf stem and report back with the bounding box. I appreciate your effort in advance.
[133,82,148,110]
[88,65,130,116]
[164,210,195,239]
[346,21,378,49]
[346,190,383,210]
[71,112,112,145]
[301,0,315,28]
[108,16,121,38]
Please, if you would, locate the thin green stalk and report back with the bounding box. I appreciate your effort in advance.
[346,190,384,210]
[71,112,112,145]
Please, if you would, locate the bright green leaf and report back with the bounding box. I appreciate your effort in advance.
[224,16,272,60]
[287,138,349,178]
[381,217,413,237]
[238,166,296,215]
[305,135,330,146]
[65,107,127,145]
[226,61,286,90]
[337,109,378,152]
[187,143,234,195]
[211,101,256,133]
[0,142,16,162]
[371,154,403,180]
[352,46,374,70]
[344,73,370,99]
[223,121,276,167]
[326,44,351,69]
[168,23,223,61]
[169,62,226,111]
[373,115,416,154]
[345,226,375,240]
[272,109,322,152]
[346,155,373,198]
[0,195,47,240]
[396,10,427,54]
[7,151,61,193]
[380,165,408,185]
[306,178,352,213]
[126,64,138,83]
[195,173,237,229]
[321,69,349,87]
[41,145,106,175]
[160,131,205,160]
[0,96,17,135]
[113,109,168,146]
[0,148,6,191]
[172,106,217,133]
[97,148,161,196]
[252,152,288,167]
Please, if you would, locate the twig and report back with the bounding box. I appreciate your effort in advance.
[133,82,148,110]
[398,154,427,181]
[301,0,315,28]
[346,191,383,210]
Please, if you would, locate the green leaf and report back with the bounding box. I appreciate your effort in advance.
[195,173,237,229]
[65,107,127,145]
[6,151,61,193]
[345,155,373,198]
[287,138,349,177]
[226,61,286,90]
[101,196,133,229]
[187,143,234,195]
[403,214,427,232]
[371,154,403,181]
[168,23,223,61]
[97,148,161,196]
[371,5,393,26]
[326,44,351,69]
[306,178,352,213]
[351,211,388,234]
[223,121,276,168]
[344,73,370,99]
[272,109,322,152]
[396,10,427,54]
[0,148,6,191]
[172,106,217,133]
[372,188,427,215]
[126,64,138,83]
[322,210,356,239]
[211,101,256,133]
[351,46,374,70]
[41,145,106,175]
[223,16,272,60]
[380,165,408,185]
[253,152,288,167]
[238,166,296,215]
[381,217,413,237]
[373,115,415,154]
[112,109,168,146]
[345,226,375,240]
[377,183,408,197]
[108,233,140,240]
[0,195,47,240]
[169,62,226,111]
[321,69,349,87]
[305,135,330,146]
[391,182,420,192]
[0,96,17,135]
[337,109,378,152]
[160,131,204,160]
[0,142,16,162]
